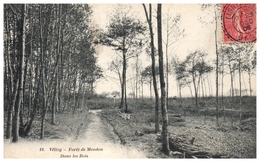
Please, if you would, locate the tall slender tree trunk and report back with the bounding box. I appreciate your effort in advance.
[239,53,242,124]
[20,49,29,133]
[51,79,57,123]
[122,39,128,113]
[124,78,128,112]
[201,78,205,99]
[188,84,193,97]
[157,4,170,155]
[143,4,159,132]
[165,21,169,110]
[248,72,252,96]
[229,63,234,101]
[73,70,78,115]
[52,4,62,123]
[166,50,169,111]
[5,11,14,139]
[9,81,19,139]
[214,8,219,126]
[207,74,212,96]
[204,78,208,97]
[231,72,234,99]
[81,83,86,108]
[242,73,247,95]
[76,80,84,109]
[120,81,124,108]
[12,4,26,142]
[27,21,34,122]
[141,79,144,100]
[221,57,225,121]
[135,54,139,110]
[24,67,41,136]
[149,77,152,99]
[192,75,198,108]
[39,5,48,140]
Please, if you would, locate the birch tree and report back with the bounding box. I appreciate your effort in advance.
[12,4,26,142]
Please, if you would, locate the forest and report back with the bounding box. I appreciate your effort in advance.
[3,4,256,158]
[4,4,103,141]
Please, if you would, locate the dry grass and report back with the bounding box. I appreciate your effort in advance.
[169,115,256,158]
[101,104,256,158]
[4,96,256,158]
[24,109,92,141]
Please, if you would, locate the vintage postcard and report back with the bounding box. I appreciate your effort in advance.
[3,3,256,159]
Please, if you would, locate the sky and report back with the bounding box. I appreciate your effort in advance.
[0,2,256,98]
[91,4,255,96]
[90,4,256,97]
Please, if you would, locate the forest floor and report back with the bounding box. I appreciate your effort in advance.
[4,109,146,158]
[101,108,256,158]
[4,106,256,159]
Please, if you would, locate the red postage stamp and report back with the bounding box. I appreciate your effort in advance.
[222,4,256,43]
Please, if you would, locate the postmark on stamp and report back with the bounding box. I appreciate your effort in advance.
[222,4,256,43]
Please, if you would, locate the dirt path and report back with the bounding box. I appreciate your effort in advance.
[4,110,146,158]
[77,109,146,158]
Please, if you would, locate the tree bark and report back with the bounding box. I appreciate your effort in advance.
[122,43,128,112]
[5,9,14,139]
[12,4,26,142]
[20,46,29,131]
[24,67,41,136]
[39,5,48,140]
[157,4,170,155]
[52,4,62,123]
[120,80,124,108]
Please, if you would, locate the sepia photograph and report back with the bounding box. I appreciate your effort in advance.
[2,1,257,159]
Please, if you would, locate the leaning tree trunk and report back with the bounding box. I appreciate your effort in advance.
[12,4,26,142]
[157,4,170,155]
